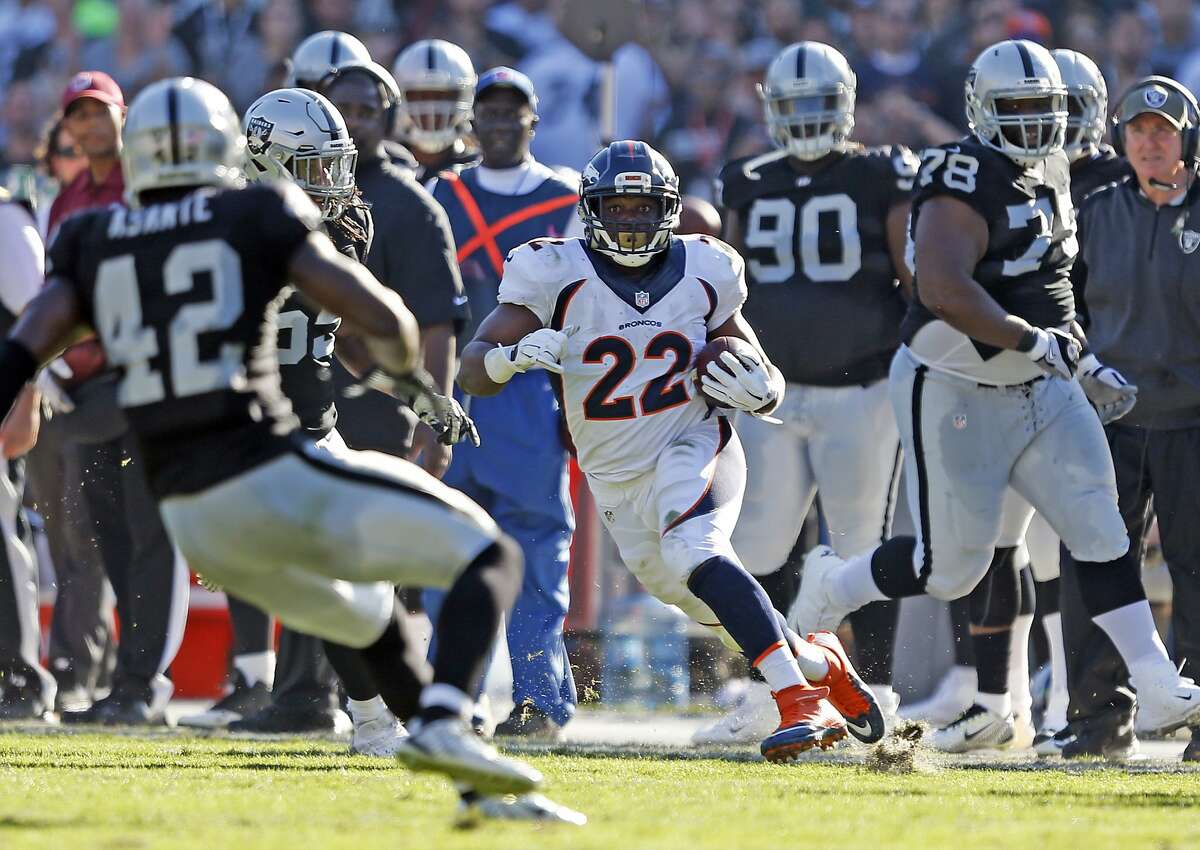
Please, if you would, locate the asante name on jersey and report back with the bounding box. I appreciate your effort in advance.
[902,139,1077,385]
[47,181,323,497]
[717,145,915,386]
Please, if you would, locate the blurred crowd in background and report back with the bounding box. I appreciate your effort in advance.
[5,0,1200,202]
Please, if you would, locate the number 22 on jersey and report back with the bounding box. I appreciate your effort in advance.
[94,238,245,406]
[582,331,693,421]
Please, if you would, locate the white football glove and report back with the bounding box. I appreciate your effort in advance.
[484,326,577,383]
[699,350,779,415]
[1021,327,1080,380]
[1077,354,1138,424]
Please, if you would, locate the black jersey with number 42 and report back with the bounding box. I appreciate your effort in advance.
[719,146,917,386]
[902,138,1077,384]
[46,181,322,497]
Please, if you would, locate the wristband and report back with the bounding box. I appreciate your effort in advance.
[1015,327,1040,354]
[1078,353,1101,374]
[0,339,39,419]
[483,344,519,384]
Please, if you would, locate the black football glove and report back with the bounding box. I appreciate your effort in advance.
[345,367,481,447]
[1019,327,1080,380]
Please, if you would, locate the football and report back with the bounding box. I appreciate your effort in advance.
[692,336,760,407]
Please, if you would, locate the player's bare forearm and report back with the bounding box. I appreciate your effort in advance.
[333,332,373,378]
[0,385,40,458]
[289,235,420,375]
[457,304,544,397]
[421,323,456,394]
[10,279,91,366]
[914,196,1032,351]
[886,201,914,298]
[458,340,507,397]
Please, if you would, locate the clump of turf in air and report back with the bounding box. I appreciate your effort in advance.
[866,719,931,774]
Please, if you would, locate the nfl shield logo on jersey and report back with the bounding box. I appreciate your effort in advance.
[635,291,650,308]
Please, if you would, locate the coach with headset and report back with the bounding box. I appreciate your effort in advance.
[1061,75,1200,762]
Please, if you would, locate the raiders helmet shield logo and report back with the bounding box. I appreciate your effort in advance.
[635,290,650,308]
[245,115,275,157]
[1180,229,1200,254]
[1144,88,1169,108]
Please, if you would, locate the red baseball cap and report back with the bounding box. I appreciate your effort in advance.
[61,71,124,112]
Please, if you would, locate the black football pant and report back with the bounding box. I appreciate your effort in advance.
[1060,421,1200,721]
[24,409,115,699]
[65,378,186,702]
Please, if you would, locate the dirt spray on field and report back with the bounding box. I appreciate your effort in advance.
[866,720,934,774]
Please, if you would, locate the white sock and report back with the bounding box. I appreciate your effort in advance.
[789,634,830,682]
[1007,613,1034,719]
[753,641,806,692]
[419,683,472,719]
[829,550,889,611]
[232,651,275,689]
[975,689,1012,717]
[348,695,387,725]
[1041,611,1069,707]
[1092,601,1172,685]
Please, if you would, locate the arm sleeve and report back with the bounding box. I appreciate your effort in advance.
[371,179,468,330]
[497,242,557,326]
[1071,208,1091,331]
[0,204,44,314]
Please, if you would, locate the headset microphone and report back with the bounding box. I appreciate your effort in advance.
[1150,177,1181,190]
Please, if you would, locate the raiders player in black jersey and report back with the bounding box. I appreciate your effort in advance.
[0,76,542,799]
[391,39,481,185]
[789,40,1200,751]
[179,88,401,750]
[702,41,914,744]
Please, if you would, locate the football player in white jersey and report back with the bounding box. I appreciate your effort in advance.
[458,140,885,761]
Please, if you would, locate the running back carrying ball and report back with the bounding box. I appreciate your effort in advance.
[693,336,762,408]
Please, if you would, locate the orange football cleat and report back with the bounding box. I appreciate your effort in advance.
[760,683,846,763]
[807,630,886,743]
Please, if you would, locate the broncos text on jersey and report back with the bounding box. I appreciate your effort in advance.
[498,234,746,483]
[902,138,1078,385]
[717,145,917,386]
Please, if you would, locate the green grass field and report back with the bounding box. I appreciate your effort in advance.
[1,732,1199,850]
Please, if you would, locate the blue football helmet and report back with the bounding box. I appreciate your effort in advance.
[580,140,681,268]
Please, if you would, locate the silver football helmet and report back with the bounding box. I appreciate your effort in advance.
[1052,49,1108,162]
[758,41,856,161]
[242,88,357,220]
[391,39,476,154]
[966,39,1068,166]
[121,77,244,203]
[289,30,372,90]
